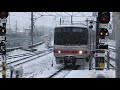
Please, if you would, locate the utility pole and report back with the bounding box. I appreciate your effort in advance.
[86,18,92,70]
[96,17,99,49]
[15,20,18,34]
[60,18,61,25]
[31,12,34,50]
[113,12,120,78]
[86,18,89,27]
[111,13,115,40]
[95,16,100,69]
[71,15,73,24]
[86,18,90,49]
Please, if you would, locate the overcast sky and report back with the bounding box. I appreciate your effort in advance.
[6,12,104,32]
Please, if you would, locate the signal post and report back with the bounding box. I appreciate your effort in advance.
[95,12,110,70]
[0,12,9,78]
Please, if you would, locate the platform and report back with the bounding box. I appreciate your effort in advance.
[65,70,115,78]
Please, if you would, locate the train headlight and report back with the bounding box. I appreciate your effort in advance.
[58,50,61,53]
[79,51,82,54]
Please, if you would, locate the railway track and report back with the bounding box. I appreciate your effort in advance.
[105,55,115,69]
[6,53,35,59]
[108,44,115,48]
[104,46,116,68]
[105,59,115,68]
[105,55,115,61]
[49,65,80,78]
[0,49,53,62]
[109,48,115,52]
[0,49,53,72]
[13,51,52,67]
[6,49,50,60]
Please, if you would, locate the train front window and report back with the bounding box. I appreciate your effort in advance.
[54,27,88,45]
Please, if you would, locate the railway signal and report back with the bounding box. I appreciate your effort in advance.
[0,26,6,36]
[89,21,94,29]
[99,28,109,39]
[0,41,6,55]
[0,12,9,19]
[0,12,8,78]
[89,25,93,29]
[95,12,110,70]
[98,12,110,24]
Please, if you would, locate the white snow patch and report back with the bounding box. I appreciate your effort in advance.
[65,70,115,78]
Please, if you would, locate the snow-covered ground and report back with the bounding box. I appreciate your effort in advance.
[106,39,115,46]
[65,70,115,78]
[0,40,116,78]
[7,49,33,56]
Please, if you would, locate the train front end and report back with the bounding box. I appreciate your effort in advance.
[54,25,90,66]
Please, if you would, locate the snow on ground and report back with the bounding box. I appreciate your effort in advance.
[107,39,115,59]
[0,40,117,78]
[109,50,115,59]
[52,70,71,78]
[65,70,96,78]
[18,52,56,78]
[0,42,55,78]
[0,49,33,66]
[104,49,115,67]
[19,40,116,78]
[0,43,47,65]
[33,40,54,51]
[109,46,115,50]
[106,39,115,46]
[7,49,33,56]
[65,70,115,78]
[7,42,49,57]
[0,52,56,78]
[109,51,115,67]
[33,43,47,51]
[32,65,64,78]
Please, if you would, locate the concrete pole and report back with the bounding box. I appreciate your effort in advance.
[71,15,73,24]
[60,18,61,25]
[95,17,100,69]
[113,12,120,78]
[15,20,17,34]
[31,12,34,50]
[86,18,90,50]
[112,13,115,40]
[96,17,99,49]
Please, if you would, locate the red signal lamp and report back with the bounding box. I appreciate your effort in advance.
[102,17,106,21]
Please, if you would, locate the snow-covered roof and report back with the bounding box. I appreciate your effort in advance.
[55,24,87,28]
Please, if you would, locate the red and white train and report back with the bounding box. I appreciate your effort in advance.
[53,25,95,66]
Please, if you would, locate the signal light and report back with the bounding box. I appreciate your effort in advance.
[100,32,103,35]
[0,41,5,46]
[89,25,93,29]
[90,21,93,24]
[99,28,109,39]
[105,32,108,36]
[102,17,106,21]
[0,41,6,55]
[0,26,6,36]
[98,12,110,24]
[0,12,9,19]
